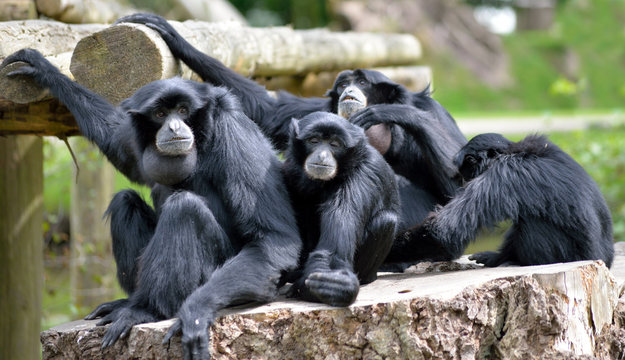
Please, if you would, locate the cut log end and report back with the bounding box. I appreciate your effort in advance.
[70,24,177,105]
[0,61,49,104]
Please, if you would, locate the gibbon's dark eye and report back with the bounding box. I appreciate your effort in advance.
[338,82,348,89]
[155,110,166,118]
[308,137,320,144]
[464,154,477,164]
[358,79,368,86]
[329,140,341,148]
[178,106,188,115]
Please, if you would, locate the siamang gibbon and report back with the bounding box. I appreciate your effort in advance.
[283,112,400,306]
[117,13,467,262]
[1,49,301,359]
[400,133,614,267]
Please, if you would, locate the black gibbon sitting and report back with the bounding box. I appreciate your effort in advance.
[116,13,466,264]
[2,49,301,360]
[283,112,400,306]
[401,133,614,267]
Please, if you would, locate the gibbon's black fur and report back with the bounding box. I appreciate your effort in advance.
[401,133,614,267]
[2,49,301,360]
[117,13,467,264]
[283,112,400,306]
[117,17,464,207]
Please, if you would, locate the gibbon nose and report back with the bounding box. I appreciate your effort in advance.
[169,118,183,134]
[319,150,332,162]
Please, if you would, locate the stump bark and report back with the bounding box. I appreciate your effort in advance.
[41,254,625,360]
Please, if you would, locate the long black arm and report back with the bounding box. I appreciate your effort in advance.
[2,49,144,183]
[423,153,582,256]
[350,103,466,202]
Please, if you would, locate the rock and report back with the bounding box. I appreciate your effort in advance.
[41,253,625,359]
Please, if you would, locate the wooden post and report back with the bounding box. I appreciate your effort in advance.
[69,137,116,314]
[0,135,43,360]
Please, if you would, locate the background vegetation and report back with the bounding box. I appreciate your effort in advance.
[432,0,625,113]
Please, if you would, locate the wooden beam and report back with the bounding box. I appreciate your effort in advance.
[0,99,78,137]
[0,20,423,135]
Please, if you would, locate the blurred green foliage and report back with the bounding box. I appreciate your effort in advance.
[433,0,625,113]
[43,138,151,215]
[230,0,328,27]
[550,127,625,242]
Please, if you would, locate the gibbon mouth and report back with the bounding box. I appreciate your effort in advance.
[308,162,334,168]
[159,137,192,144]
[156,137,194,154]
[340,95,362,104]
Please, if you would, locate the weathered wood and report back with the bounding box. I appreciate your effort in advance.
[1,61,49,104]
[70,21,422,102]
[0,99,78,137]
[69,137,117,313]
[0,0,37,21]
[41,258,624,359]
[35,0,136,24]
[0,20,421,133]
[0,20,105,135]
[70,23,180,105]
[258,65,432,97]
[0,20,106,58]
[1,136,43,360]
[0,64,430,136]
[0,20,105,105]
[0,53,76,105]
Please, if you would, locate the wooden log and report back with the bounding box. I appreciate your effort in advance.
[0,54,75,104]
[0,20,105,135]
[35,0,137,24]
[0,135,43,360]
[70,21,422,102]
[0,62,50,104]
[0,20,106,58]
[70,23,180,105]
[0,20,105,105]
[258,65,432,97]
[0,65,430,136]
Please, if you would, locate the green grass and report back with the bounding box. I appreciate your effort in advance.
[431,0,625,114]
